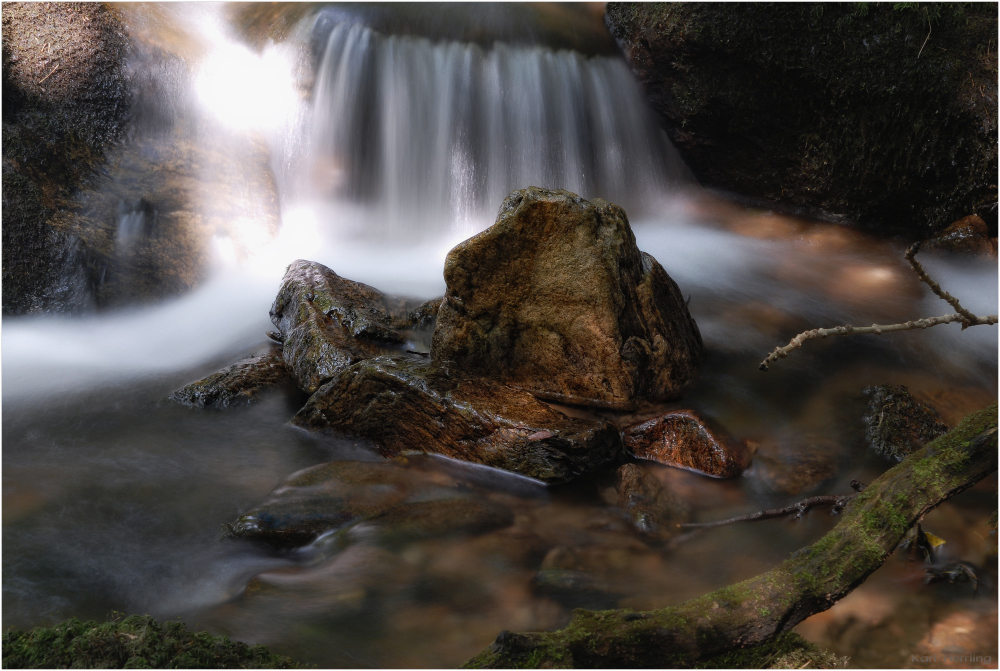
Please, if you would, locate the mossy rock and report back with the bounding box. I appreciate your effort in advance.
[1,614,299,669]
[605,2,998,238]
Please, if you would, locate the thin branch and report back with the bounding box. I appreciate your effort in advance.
[917,13,932,58]
[905,241,980,327]
[759,244,998,371]
[759,313,997,371]
[37,62,58,85]
[680,488,863,531]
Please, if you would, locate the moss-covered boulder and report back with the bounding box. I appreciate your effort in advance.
[293,355,624,484]
[169,345,295,409]
[604,3,998,237]
[1,614,298,669]
[2,2,132,314]
[432,187,703,410]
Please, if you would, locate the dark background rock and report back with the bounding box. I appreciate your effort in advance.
[432,187,703,410]
[2,2,132,314]
[605,3,998,238]
[293,355,624,484]
[863,384,948,462]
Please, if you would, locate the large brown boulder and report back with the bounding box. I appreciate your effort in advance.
[292,355,623,484]
[431,187,703,410]
[604,3,998,238]
[269,260,412,394]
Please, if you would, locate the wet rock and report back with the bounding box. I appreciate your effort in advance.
[392,297,443,330]
[923,215,995,257]
[431,187,703,410]
[622,410,753,478]
[863,385,948,463]
[614,462,688,538]
[293,355,623,484]
[169,346,293,408]
[270,260,409,394]
[345,497,514,547]
[605,3,998,237]
[224,460,412,548]
[531,568,621,611]
[2,3,132,314]
[224,459,514,549]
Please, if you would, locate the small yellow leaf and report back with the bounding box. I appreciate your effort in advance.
[924,531,947,548]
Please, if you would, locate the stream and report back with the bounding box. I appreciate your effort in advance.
[3,4,997,668]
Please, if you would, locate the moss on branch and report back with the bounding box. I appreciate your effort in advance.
[465,405,998,668]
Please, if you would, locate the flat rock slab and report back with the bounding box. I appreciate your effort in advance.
[622,410,753,478]
[169,346,292,408]
[224,459,513,549]
[269,260,412,394]
[293,355,624,484]
[431,187,703,410]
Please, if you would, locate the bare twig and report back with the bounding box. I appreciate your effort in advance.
[37,62,58,85]
[680,483,864,530]
[917,14,932,58]
[905,241,980,327]
[759,244,998,371]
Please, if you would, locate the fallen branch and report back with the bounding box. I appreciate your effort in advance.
[465,405,997,668]
[680,481,866,531]
[759,244,997,371]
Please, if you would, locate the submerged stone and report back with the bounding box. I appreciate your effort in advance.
[269,260,409,394]
[621,410,753,478]
[293,355,623,484]
[169,346,293,408]
[615,462,688,538]
[863,384,948,463]
[431,187,703,410]
[224,459,513,549]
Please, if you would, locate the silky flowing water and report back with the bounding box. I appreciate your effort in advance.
[3,4,997,668]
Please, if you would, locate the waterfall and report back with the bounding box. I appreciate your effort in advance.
[297,21,688,239]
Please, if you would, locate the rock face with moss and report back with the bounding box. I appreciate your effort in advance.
[1,614,298,669]
[293,355,623,484]
[270,260,413,394]
[2,2,132,314]
[169,346,294,408]
[432,187,703,410]
[604,3,998,237]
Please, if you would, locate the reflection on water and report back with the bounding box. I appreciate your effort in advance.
[2,3,997,669]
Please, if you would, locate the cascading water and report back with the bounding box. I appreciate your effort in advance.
[299,21,684,237]
[3,5,997,668]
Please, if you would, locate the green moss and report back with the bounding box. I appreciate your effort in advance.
[696,632,848,669]
[2,615,300,669]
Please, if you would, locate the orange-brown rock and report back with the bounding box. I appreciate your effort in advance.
[293,354,623,484]
[923,215,995,257]
[431,187,703,410]
[621,410,753,478]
